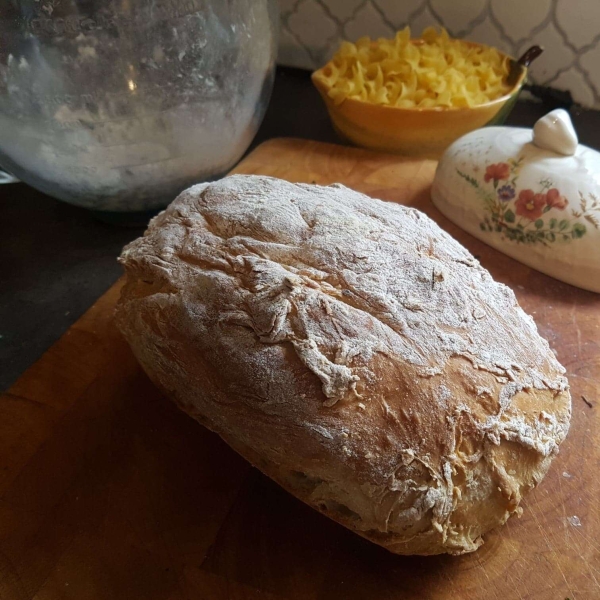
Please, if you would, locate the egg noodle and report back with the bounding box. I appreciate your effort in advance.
[315,27,512,109]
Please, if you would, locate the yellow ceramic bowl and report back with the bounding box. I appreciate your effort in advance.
[312,46,527,159]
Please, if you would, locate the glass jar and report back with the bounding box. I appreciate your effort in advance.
[0,0,278,216]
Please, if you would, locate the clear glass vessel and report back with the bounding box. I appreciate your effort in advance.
[0,0,278,215]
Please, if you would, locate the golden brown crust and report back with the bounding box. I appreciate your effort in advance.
[116,175,571,555]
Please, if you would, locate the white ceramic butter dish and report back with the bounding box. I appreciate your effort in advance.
[431,109,600,292]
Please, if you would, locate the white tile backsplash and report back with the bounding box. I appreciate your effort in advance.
[520,21,575,84]
[579,44,600,96]
[287,0,337,59]
[555,0,600,50]
[553,69,595,106]
[429,0,486,36]
[343,2,394,42]
[278,0,600,108]
[325,0,364,22]
[467,17,511,55]
[490,0,551,45]
[371,0,423,27]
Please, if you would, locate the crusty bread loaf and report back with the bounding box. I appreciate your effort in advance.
[116,174,571,555]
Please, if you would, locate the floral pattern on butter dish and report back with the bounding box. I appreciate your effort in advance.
[457,157,600,244]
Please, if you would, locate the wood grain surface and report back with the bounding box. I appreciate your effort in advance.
[1,138,599,600]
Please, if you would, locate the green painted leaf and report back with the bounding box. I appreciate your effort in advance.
[535,219,544,229]
[572,222,587,238]
[457,170,479,189]
[504,210,515,223]
[546,232,556,242]
[549,218,557,229]
[559,219,569,231]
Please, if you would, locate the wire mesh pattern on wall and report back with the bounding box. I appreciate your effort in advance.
[278,0,600,108]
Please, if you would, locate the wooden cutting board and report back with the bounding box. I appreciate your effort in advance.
[2,138,599,600]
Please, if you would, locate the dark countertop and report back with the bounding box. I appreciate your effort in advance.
[2,66,598,391]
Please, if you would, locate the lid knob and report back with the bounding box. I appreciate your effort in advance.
[532,109,578,156]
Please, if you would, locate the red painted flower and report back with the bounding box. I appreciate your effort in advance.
[546,188,569,209]
[515,189,546,220]
[484,162,510,183]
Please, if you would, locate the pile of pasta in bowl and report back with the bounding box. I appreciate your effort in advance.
[315,27,512,109]
[312,27,527,157]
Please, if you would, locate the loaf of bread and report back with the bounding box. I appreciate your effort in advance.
[116,175,571,555]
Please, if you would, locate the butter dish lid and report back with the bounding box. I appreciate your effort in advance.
[431,109,600,293]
